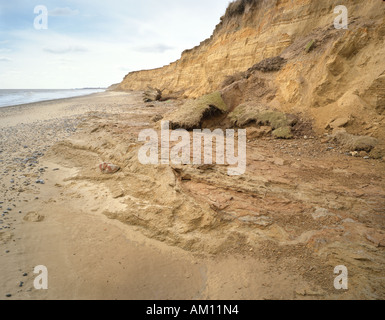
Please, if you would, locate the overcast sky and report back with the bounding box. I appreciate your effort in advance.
[0,0,230,89]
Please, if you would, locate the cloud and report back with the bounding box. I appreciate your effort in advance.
[134,44,175,53]
[49,7,79,17]
[43,45,88,54]
[0,57,12,62]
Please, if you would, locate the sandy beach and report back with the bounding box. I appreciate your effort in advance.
[0,91,384,300]
[0,92,295,300]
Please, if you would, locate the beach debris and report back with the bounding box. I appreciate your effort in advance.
[99,163,120,174]
[23,212,45,223]
[151,114,164,123]
[143,86,162,103]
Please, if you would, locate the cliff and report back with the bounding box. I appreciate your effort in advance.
[116,0,385,138]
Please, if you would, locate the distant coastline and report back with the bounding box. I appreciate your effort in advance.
[0,88,106,108]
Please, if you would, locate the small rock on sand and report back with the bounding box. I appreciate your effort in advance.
[99,163,120,174]
[23,212,45,223]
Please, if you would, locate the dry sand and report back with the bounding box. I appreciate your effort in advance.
[0,91,384,300]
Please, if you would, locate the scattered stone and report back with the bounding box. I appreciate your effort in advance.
[99,163,120,174]
[112,190,125,199]
[35,179,45,184]
[272,126,293,139]
[331,132,378,152]
[23,212,45,223]
[247,127,272,140]
[5,294,12,298]
[151,114,163,123]
[326,117,350,130]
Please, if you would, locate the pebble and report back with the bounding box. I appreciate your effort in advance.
[35,179,45,184]
[22,273,28,277]
[5,294,12,298]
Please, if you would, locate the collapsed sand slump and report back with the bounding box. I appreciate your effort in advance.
[166,92,228,130]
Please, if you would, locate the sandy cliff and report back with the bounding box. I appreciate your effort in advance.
[116,0,385,138]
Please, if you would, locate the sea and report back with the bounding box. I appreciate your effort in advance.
[0,88,106,108]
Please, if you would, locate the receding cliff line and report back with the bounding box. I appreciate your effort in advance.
[115,0,385,98]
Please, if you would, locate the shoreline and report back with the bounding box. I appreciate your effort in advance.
[0,91,109,112]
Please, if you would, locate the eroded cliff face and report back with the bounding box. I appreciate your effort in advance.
[116,0,385,136]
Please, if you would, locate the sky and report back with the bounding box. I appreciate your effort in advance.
[0,0,231,89]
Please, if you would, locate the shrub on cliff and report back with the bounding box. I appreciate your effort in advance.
[225,0,256,18]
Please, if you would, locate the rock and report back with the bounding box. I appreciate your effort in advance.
[23,212,44,223]
[369,148,385,160]
[35,179,45,184]
[151,114,164,123]
[247,126,272,140]
[112,190,124,199]
[99,163,120,174]
[331,132,378,152]
[5,294,12,298]
[326,117,350,130]
[272,126,293,139]
[143,86,162,102]
[366,231,385,248]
